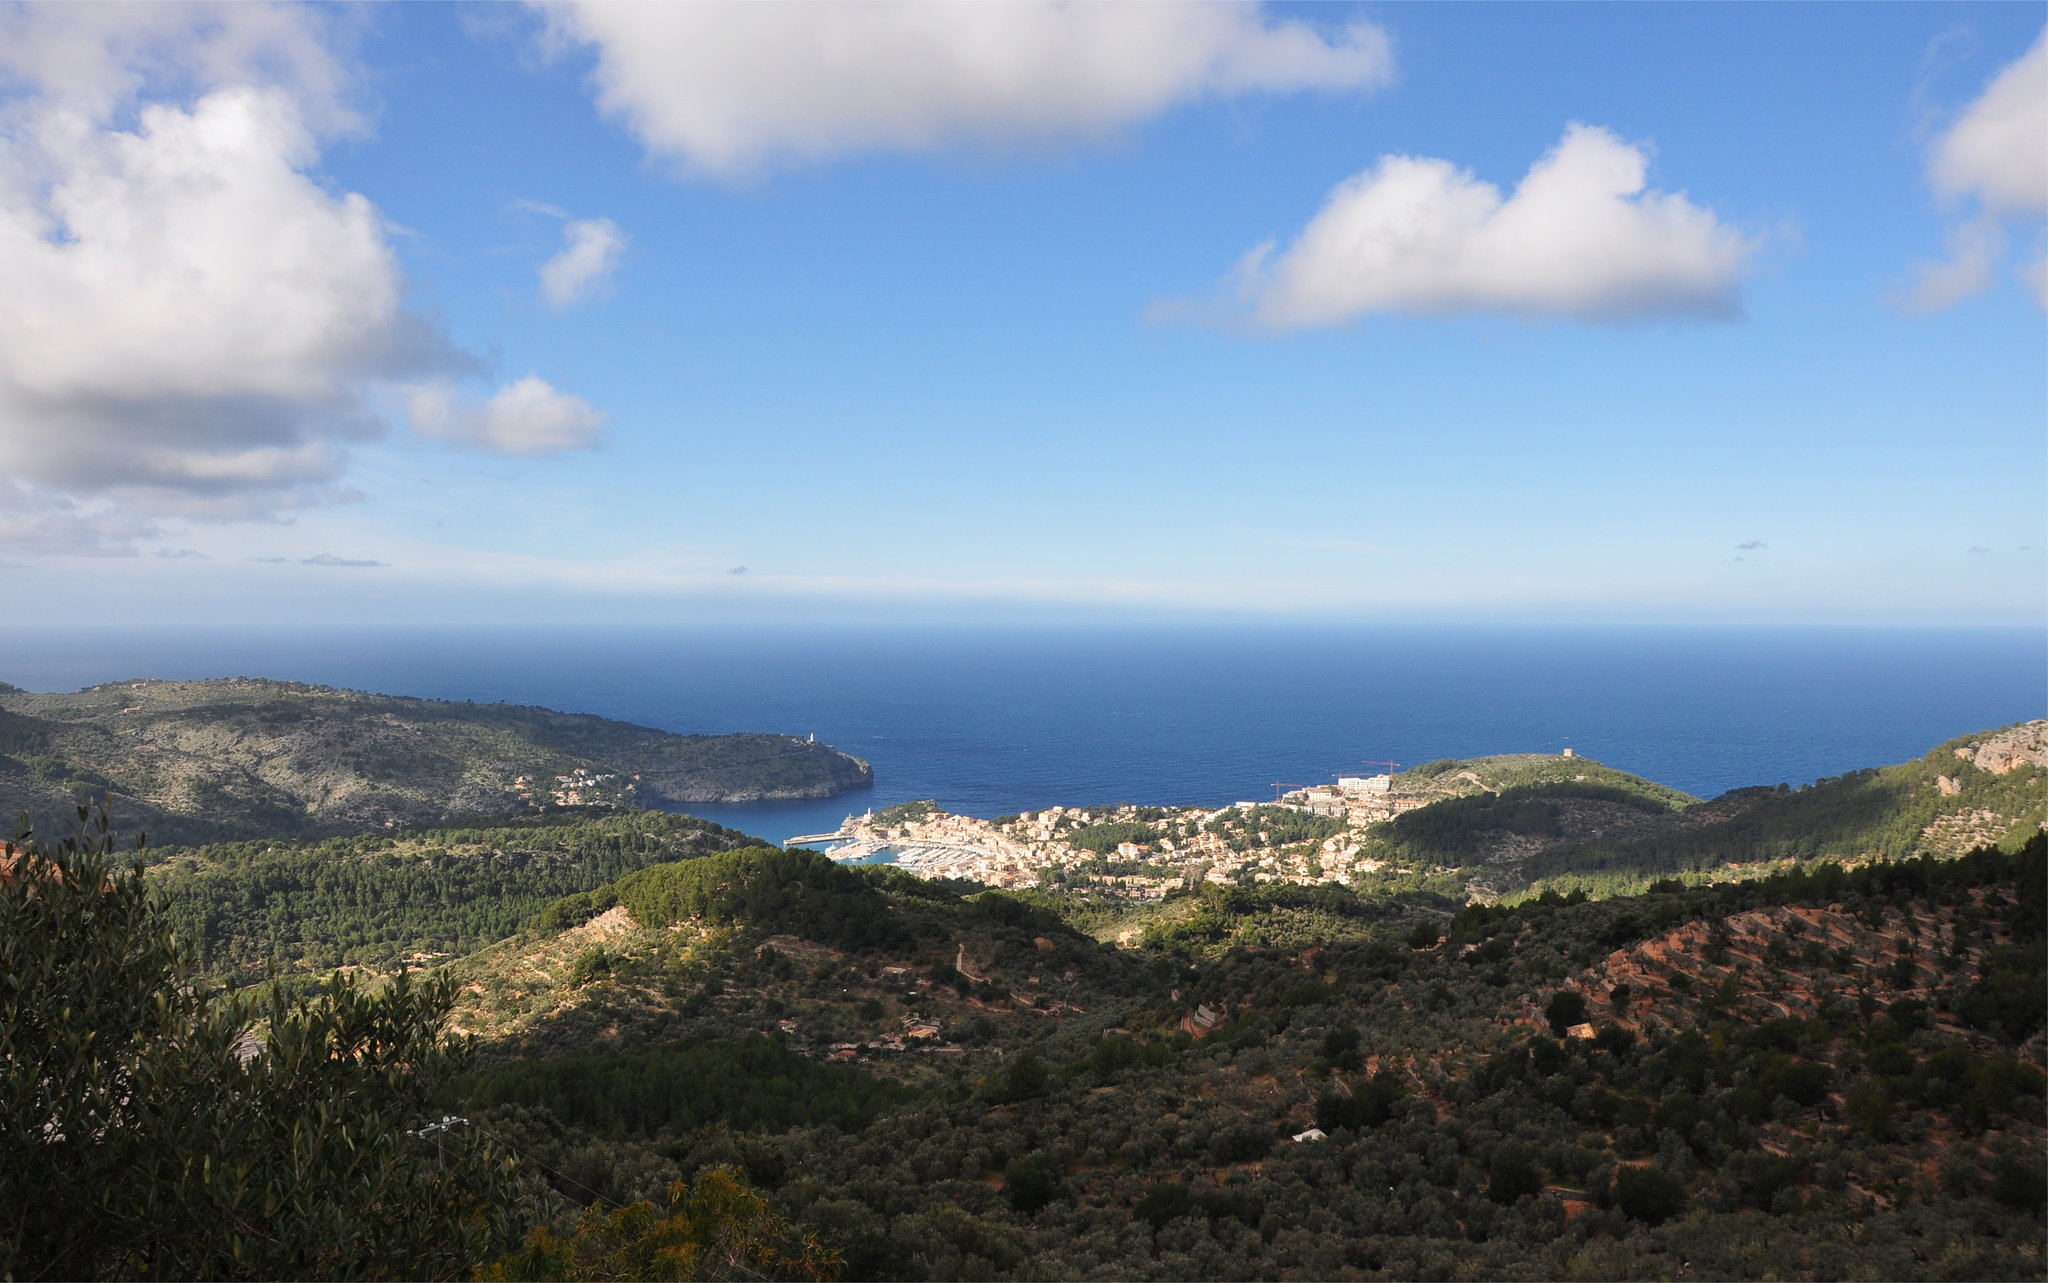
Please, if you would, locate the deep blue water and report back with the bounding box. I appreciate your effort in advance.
[3,626,2041,846]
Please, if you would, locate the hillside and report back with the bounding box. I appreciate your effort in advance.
[143,811,765,982]
[1397,753,1701,810]
[1354,756,1699,899]
[1332,726,2048,899]
[29,720,2045,1279]
[1514,722,2048,891]
[440,846,1154,1065]
[0,677,871,845]
[432,836,2046,1280]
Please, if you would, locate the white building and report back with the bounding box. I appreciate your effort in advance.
[1337,774,1392,795]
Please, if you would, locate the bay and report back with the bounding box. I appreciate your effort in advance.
[4,625,2040,847]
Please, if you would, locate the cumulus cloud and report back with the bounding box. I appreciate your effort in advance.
[1214,124,1753,327]
[1930,29,2048,214]
[407,376,609,456]
[0,86,451,503]
[0,1,358,129]
[532,0,1393,175]
[1735,540,1768,551]
[0,4,609,551]
[539,216,627,307]
[1906,27,2048,311]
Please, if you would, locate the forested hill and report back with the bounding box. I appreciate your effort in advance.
[1515,722,2048,889]
[145,811,767,981]
[1356,724,2047,896]
[0,677,870,845]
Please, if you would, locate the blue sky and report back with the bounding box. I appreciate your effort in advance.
[0,2,2041,625]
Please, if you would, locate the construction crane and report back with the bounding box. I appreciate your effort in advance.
[1270,782,1308,802]
[1356,759,1402,774]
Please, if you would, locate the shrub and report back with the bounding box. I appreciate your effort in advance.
[482,1168,836,1281]
[1207,1121,1274,1165]
[1612,1165,1685,1225]
[991,1051,1048,1103]
[0,805,534,1279]
[1003,1153,1064,1215]
[1134,1182,1194,1230]
[1488,1146,1542,1205]
[1545,990,1588,1036]
[1991,1157,2047,1212]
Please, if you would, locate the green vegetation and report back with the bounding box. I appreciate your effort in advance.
[611,847,920,952]
[146,811,760,979]
[1361,739,2045,897]
[477,833,2045,1281]
[16,724,2048,1280]
[1398,754,1699,810]
[870,799,937,826]
[0,677,871,845]
[482,1168,838,1282]
[1,806,536,1280]
[1067,820,1159,853]
[1522,746,2047,883]
[1375,781,1682,865]
[459,1035,907,1138]
[1204,804,1347,849]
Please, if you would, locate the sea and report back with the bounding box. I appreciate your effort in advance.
[4,626,2042,848]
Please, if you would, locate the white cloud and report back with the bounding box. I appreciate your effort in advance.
[538,216,627,307]
[1930,28,2048,215]
[0,483,158,557]
[1901,219,2006,313]
[0,86,453,505]
[1226,124,1753,327]
[0,4,482,538]
[0,4,614,552]
[533,0,1393,175]
[1909,27,2048,310]
[408,376,609,456]
[2023,250,2048,307]
[0,1,358,131]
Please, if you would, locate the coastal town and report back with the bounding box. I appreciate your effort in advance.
[783,723,2048,902]
[787,768,1443,897]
